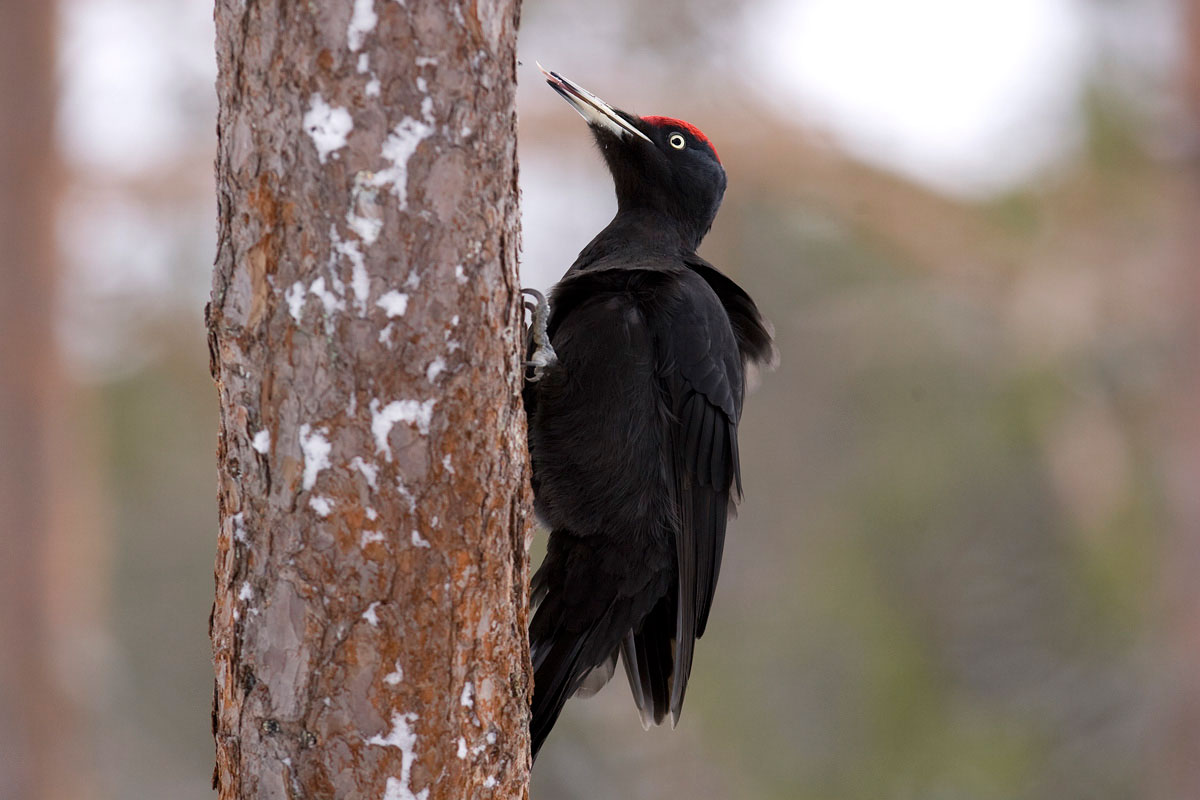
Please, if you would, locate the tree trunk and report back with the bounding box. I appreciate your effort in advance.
[0,2,101,798]
[1158,3,1200,797]
[207,2,531,798]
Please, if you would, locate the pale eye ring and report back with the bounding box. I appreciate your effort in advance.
[668,132,686,150]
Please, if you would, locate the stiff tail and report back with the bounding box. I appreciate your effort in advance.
[529,539,620,760]
[620,590,675,728]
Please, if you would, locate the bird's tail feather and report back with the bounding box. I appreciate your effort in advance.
[529,577,619,760]
[620,590,674,729]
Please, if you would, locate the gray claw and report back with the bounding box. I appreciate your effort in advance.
[522,288,558,382]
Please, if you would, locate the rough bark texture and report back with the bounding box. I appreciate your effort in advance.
[207,2,531,798]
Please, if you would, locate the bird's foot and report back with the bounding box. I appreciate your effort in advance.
[522,288,558,382]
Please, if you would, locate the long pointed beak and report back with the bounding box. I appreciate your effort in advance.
[537,63,652,143]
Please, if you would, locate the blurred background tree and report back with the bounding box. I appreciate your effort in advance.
[1,0,1194,797]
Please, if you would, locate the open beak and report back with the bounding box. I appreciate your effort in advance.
[538,63,652,143]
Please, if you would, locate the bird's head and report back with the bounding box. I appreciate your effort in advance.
[539,65,726,250]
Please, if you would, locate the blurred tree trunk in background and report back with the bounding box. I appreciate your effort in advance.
[0,2,102,798]
[1160,3,1200,797]
[207,1,531,798]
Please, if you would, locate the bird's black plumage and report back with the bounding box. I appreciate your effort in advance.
[525,68,773,760]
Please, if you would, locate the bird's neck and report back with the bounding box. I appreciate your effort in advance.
[573,208,700,270]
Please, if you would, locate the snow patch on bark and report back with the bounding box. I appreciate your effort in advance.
[352,456,379,490]
[309,275,346,316]
[361,529,384,546]
[426,357,445,382]
[377,116,435,210]
[252,428,271,454]
[411,530,431,548]
[285,281,307,321]
[384,662,404,685]
[369,713,428,800]
[370,398,436,459]
[347,0,377,51]
[377,291,408,318]
[308,495,333,517]
[303,94,353,164]
[231,513,247,543]
[362,601,381,626]
[299,424,332,490]
[460,681,474,708]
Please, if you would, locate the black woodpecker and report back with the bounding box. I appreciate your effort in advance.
[523,66,774,760]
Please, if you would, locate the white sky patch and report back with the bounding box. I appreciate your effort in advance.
[426,357,446,383]
[370,398,436,459]
[303,94,353,164]
[285,281,307,321]
[377,291,409,317]
[744,0,1089,197]
[361,529,385,546]
[351,456,380,490]
[411,530,431,548]
[362,601,381,626]
[460,681,474,708]
[299,424,332,491]
[347,0,377,51]
[369,713,429,800]
[308,495,334,517]
[252,428,271,454]
[239,581,253,601]
[309,275,347,316]
[384,662,404,685]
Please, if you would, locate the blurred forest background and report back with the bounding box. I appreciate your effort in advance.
[2,0,1198,798]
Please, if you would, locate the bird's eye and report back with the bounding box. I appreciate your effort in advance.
[668,132,686,150]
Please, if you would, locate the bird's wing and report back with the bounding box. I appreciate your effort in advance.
[659,268,745,720]
[684,255,775,368]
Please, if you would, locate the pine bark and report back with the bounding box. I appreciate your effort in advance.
[208,2,531,798]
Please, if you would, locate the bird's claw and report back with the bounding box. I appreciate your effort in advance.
[522,288,558,382]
